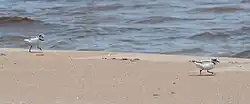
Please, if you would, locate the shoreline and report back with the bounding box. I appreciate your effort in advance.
[0,48,250,103]
[1,47,248,59]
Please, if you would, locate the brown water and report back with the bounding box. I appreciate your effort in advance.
[1,0,250,57]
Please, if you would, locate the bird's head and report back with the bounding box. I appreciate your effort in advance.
[38,33,45,41]
[211,58,220,64]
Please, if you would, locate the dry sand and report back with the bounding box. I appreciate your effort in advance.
[0,48,250,104]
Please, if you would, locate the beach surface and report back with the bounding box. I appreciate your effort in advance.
[0,48,250,104]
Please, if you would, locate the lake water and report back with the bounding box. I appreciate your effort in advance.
[1,0,250,58]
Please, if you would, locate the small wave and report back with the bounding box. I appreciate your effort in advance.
[0,16,36,23]
[49,40,76,50]
[189,32,230,41]
[69,26,142,39]
[231,50,250,58]
[128,3,165,9]
[77,48,104,51]
[78,3,123,12]
[215,52,235,57]
[134,16,214,24]
[234,26,250,32]
[224,26,250,36]
[236,37,250,41]
[167,36,186,40]
[162,48,206,55]
[190,6,244,13]
[101,26,142,33]
[16,0,58,1]
[118,39,149,45]
[241,0,250,3]
[119,39,135,43]
[195,1,232,5]
[72,16,121,24]
[149,36,185,41]
[0,35,26,46]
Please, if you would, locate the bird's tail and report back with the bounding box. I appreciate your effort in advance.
[189,60,197,63]
[24,39,31,42]
[190,60,204,65]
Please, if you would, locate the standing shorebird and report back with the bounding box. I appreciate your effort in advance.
[24,33,45,53]
[191,58,220,75]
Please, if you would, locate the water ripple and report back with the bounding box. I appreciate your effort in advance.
[134,16,214,24]
[190,6,244,13]
[189,32,230,41]
[1,0,250,58]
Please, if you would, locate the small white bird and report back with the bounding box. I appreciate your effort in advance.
[191,58,220,75]
[24,33,45,53]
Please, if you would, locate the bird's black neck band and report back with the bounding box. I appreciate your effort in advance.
[39,38,44,41]
[212,61,216,65]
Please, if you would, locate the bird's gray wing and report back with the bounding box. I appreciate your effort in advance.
[192,60,211,64]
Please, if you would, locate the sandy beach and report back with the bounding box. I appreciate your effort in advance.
[0,48,250,104]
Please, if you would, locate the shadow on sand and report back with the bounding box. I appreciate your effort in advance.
[189,74,216,76]
[30,51,43,53]
[28,51,44,56]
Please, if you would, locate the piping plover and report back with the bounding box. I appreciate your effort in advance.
[24,33,45,52]
[191,58,220,75]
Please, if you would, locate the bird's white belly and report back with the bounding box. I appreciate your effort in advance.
[30,41,39,45]
[25,38,40,46]
[195,63,215,70]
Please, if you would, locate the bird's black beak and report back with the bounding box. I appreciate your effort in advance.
[217,60,220,63]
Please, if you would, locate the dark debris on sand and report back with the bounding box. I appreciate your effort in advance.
[102,57,140,62]
[170,91,176,94]
[0,53,7,56]
[153,93,160,97]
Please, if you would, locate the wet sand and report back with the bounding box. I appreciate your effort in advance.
[0,48,250,104]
